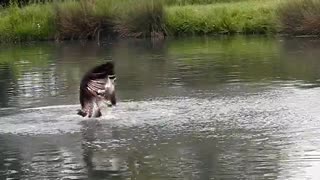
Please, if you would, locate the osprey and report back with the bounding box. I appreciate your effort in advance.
[77,62,116,118]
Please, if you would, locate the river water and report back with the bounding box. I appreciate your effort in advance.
[1,36,320,179]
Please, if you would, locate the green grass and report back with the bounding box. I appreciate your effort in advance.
[166,0,280,35]
[0,3,55,42]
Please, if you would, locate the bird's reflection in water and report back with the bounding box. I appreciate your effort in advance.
[80,120,125,179]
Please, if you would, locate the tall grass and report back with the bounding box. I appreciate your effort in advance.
[115,0,167,38]
[0,2,55,42]
[55,0,99,40]
[2,0,313,42]
[166,0,280,35]
[54,0,123,40]
[54,0,167,39]
[0,0,167,41]
[278,0,320,35]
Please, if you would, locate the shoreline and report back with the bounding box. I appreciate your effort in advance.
[0,33,319,46]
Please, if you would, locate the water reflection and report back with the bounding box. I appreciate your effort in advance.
[0,36,319,108]
[81,120,125,179]
[1,36,320,179]
[1,36,320,109]
[0,126,292,179]
[78,121,286,179]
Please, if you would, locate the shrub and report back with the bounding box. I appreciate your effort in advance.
[115,0,167,39]
[278,0,320,35]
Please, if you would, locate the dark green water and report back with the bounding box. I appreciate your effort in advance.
[1,36,320,179]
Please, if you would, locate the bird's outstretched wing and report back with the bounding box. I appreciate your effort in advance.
[86,79,107,97]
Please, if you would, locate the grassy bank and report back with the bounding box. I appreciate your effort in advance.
[0,0,169,42]
[0,3,55,41]
[166,0,279,35]
[0,0,316,42]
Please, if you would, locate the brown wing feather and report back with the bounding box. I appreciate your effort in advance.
[87,79,107,96]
